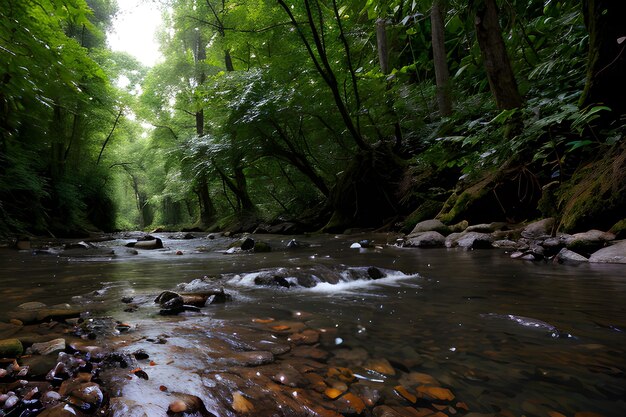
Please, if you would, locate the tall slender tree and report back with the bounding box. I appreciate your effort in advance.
[474,0,523,110]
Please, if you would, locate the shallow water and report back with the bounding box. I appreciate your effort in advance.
[1,233,625,416]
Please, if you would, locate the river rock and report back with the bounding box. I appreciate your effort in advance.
[405,231,446,248]
[566,229,615,253]
[465,223,502,233]
[456,232,494,250]
[18,301,48,310]
[0,338,23,357]
[286,239,309,249]
[589,240,626,264]
[15,237,32,250]
[64,241,95,250]
[253,241,271,253]
[132,238,164,250]
[30,338,66,355]
[444,232,463,248]
[66,382,104,411]
[521,218,555,239]
[492,239,520,249]
[408,219,450,236]
[449,220,469,233]
[554,248,588,264]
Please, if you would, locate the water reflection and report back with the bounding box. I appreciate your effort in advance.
[1,233,625,416]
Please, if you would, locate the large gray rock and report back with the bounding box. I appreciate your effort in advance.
[445,232,463,248]
[566,229,615,252]
[408,219,450,236]
[521,218,555,239]
[404,231,446,248]
[589,240,626,264]
[554,248,588,264]
[456,232,494,250]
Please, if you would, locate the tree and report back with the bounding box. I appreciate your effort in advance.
[431,0,453,116]
[579,0,626,120]
[474,0,523,110]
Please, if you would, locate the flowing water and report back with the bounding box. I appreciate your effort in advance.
[1,233,625,417]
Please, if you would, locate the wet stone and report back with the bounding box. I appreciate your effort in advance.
[288,329,320,345]
[220,351,275,367]
[365,358,396,376]
[29,338,66,356]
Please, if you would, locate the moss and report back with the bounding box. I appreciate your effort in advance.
[609,218,626,239]
[402,200,445,233]
[557,146,626,232]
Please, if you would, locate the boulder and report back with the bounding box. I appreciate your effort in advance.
[132,238,163,250]
[228,236,255,251]
[444,232,463,248]
[253,241,272,253]
[521,218,555,239]
[456,232,494,250]
[449,220,469,233]
[554,248,588,264]
[589,240,626,264]
[404,231,446,248]
[566,229,615,253]
[408,219,450,236]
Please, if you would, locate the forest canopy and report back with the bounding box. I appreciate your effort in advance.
[1,0,624,236]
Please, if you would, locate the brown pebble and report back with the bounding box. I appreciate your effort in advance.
[232,392,254,413]
[416,386,455,401]
[394,385,416,404]
[324,387,343,399]
[365,358,396,376]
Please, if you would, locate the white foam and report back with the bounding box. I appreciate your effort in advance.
[302,272,419,294]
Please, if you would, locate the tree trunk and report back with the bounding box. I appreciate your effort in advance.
[579,0,626,119]
[474,0,522,110]
[376,19,389,75]
[194,31,216,227]
[431,0,453,116]
[197,174,216,226]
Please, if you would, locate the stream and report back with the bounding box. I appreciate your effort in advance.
[1,232,625,417]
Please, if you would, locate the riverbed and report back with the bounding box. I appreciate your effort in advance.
[1,232,625,417]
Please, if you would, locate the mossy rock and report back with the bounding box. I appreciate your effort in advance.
[610,219,626,239]
[0,338,23,357]
[557,146,626,233]
[253,241,272,253]
[402,200,445,233]
[436,165,542,225]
